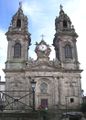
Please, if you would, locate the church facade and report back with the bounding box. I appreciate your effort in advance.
[4,4,82,110]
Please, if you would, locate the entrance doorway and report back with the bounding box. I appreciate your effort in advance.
[41,99,48,108]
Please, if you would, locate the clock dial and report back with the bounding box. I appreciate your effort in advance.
[39,44,47,51]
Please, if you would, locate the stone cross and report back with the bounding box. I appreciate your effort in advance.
[60,4,63,11]
[41,34,45,40]
[19,1,22,9]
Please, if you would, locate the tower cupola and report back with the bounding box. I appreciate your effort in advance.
[55,5,77,37]
[6,2,29,35]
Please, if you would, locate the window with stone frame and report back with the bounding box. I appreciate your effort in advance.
[63,20,67,28]
[64,44,72,58]
[14,43,21,58]
[17,19,21,28]
[70,98,74,103]
[40,82,48,94]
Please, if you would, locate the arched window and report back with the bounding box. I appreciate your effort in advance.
[17,19,21,28]
[40,83,48,93]
[14,43,21,58]
[64,44,72,58]
[63,20,67,28]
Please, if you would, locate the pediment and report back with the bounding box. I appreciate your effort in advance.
[31,65,55,71]
[27,60,60,71]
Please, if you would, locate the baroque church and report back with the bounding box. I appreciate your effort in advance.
[3,3,82,110]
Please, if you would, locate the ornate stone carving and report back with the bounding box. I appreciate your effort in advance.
[35,40,51,59]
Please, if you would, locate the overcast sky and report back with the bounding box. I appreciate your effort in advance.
[0,0,86,95]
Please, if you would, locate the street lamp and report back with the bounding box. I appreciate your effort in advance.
[30,79,36,111]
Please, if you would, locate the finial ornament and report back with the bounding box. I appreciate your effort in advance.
[19,1,22,9]
[41,34,45,40]
[60,4,63,11]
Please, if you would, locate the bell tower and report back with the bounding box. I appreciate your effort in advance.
[4,3,31,110]
[53,5,79,70]
[5,2,31,70]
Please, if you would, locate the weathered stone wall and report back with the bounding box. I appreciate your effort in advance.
[4,68,82,110]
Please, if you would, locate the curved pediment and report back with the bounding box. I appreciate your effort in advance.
[26,58,61,71]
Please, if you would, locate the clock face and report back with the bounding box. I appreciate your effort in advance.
[39,44,47,51]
